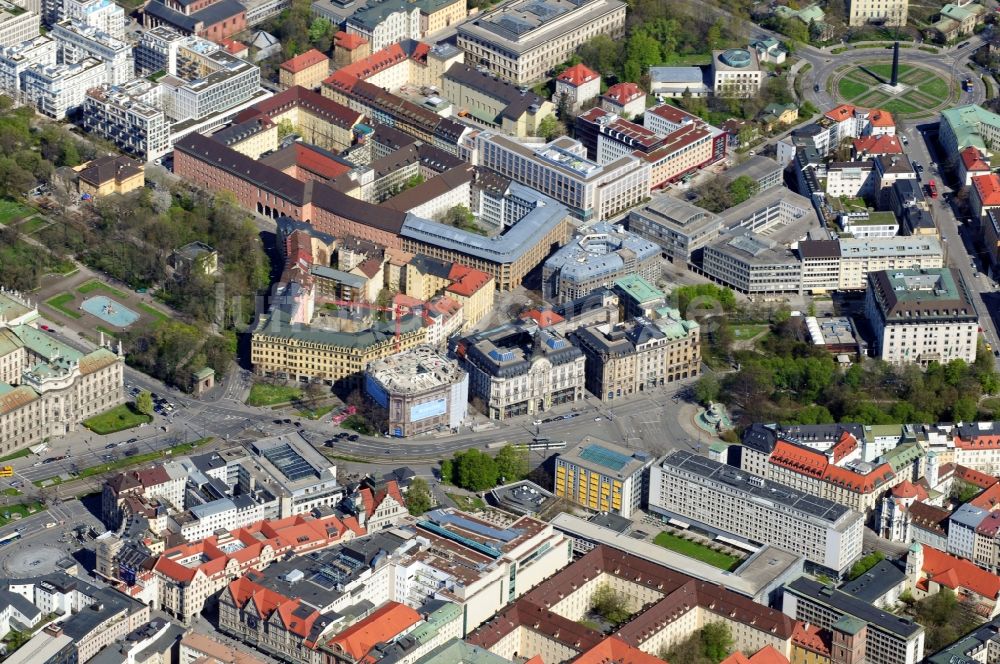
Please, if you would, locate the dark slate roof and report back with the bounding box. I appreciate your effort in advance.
[838,559,906,604]
[741,423,778,454]
[444,63,545,121]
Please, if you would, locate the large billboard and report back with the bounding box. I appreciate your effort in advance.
[410,398,447,422]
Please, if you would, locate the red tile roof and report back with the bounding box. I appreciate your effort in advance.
[324,43,410,91]
[603,82,644,106]
[521,308,565,327]
[961,146,991,172]
[557,63,598,87]
[218,37,247,55]
[722,646,790,664]
[792,622,831,656]
[972,483,1000,511]
[954,465,999,489]
[335,31,368,49]
[235,86,361,130]
[830,430,859,464]
[769,440,894,494]
[852,134,903,156]
[891,480,928,501]
[446,263,492,297]
[921,544,1000,600]
[869,109,894,128]
[647,104,697,125]
[359,480,405,515]
[328,602,421,660]
[574,637,666,664]
[973,173,1000,206]
[824,104,856,122]
[281,48,329,74]
[291,144,352,180]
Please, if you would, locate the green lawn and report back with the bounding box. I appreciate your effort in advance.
[1,488,21,497]
[838,78,869,100]
[866,63,913,79]
[45,293,82,319]
[18,217,47,234]
[78,280,128,298]
[653,531,742,570]
[0,501,44,528]
[918,77,950,100]
[96,325,118,339]
[247,383,303,406]
[0,448,30,463]
[0,199,32,225]
[82,403,152,434]
[298,404,334,420]
[137,302,168,324]
[578,619,602,631]
[732,324,770,340]
[882,98,922,115]
[447,493,486,511]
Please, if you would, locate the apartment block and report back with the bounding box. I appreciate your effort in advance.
[940,104,1000,162]
[570,312,700,402]
[278,47,328,90]
[456,0,625,85]
[554,437,653,518]
[345,0,420,51]
[475,132,650,221]
[51,18,132,84]
[865,267,979,366]
[21,55,105,118]
[0,34,55,97]
[0,1,39,50]
[849,0,907,26]
[83,80,170,162]
[455,320,585,420]
[650,451,864,575]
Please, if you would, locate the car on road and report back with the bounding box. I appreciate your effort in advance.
[283,419,292,424]
[959,41,970,48]
[105,443,116,449]
[273,419,283,424]
[813,84,819,92]
[901,135,908,145]
[126,437,137,444]
[595,417,602,421]
[124,447,139,457]
[348,434,359,442]
[39,325,50,331]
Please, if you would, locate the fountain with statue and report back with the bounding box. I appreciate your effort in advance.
[696,401,733,435]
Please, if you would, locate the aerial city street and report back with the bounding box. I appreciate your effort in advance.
[2,0,1000,661]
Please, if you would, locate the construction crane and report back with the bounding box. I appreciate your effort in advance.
[314,298,424,350]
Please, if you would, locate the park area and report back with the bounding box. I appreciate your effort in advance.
[835,61,955,118]
[82,403,151,435]
[43,278,170,344]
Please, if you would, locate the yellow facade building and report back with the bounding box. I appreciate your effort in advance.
[554,437,654,518]
[279,48,331,90]
[76,156,145,197]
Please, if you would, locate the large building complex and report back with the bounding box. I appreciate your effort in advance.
[0,0,39,50]
[455,320,585,420]
[455,0,625,85]
[51,18,132,85]
[570,310,700,401]
[554,437,654,517]
[864,268,979,366]
[940,104,1000,162]
[783,576,924,664]
[849,0,908,26]
[365,345,468,437]
[0,289,125,454]
[475,132,651,222]
[541,222,660,304]
[650,451,865,575]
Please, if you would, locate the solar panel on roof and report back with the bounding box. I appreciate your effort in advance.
[579,444,632,472]
[494,16,533,34]
[525,2,565,19]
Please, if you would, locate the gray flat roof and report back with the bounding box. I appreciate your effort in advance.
[662,450,855,527]
[400,183,567,263]
[786,576,923,639]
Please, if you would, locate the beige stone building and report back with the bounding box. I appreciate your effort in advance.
[442,63,553,137]
[456,0,625,85]
[570,310,700,403]
[75,156,144,197]
[849,0,908,26]
[278,48,330,90]
[419,0,466,36]
[0,290,124,455]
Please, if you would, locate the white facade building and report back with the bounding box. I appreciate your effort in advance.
[21,56,106,118]
[0,2,40,50]
[649,450,865,575]
[51,19,133,84]
[83,80,170,162]
[0,35,55,97]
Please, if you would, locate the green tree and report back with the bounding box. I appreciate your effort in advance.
[440,459,454,484]
[406,477,434,516]
[591,584,631,624]
[576,34,621,78]
[694,373,720,405]
[277,118,296,139]
[623,30,660,85]
[848,551,884,580]
[135,390,154,416]
[308,17,331,42]
[535,115,565,140]
[706,21,723,51]
[495,445,529,483]
[453,449,499,491]
[728,175,759,205]
[701,622,734,663]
